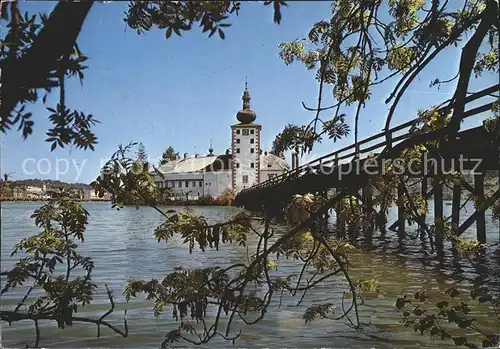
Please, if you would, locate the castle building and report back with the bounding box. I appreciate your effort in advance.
[155,82,289,199]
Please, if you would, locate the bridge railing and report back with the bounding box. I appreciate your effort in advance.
[239,84,499,196]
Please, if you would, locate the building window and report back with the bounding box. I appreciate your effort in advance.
[242,175,248,183]
[250,129,254,135]
[267,164,272,168]
[251,163,254,168]
[250,138,254,144]
[192,181,196,187]
[250,148,254,153]
[236,163,240,168]
[185,181,189,187]
[236,138,240,144]
[199,181,202,187]
[236,148,240,153]
[236,129,240,135]
[177,181,182,187]
[242,129,249,136]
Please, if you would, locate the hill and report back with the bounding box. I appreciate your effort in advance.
[2,178,91,189]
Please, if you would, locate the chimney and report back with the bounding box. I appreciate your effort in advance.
[183,153,188,160]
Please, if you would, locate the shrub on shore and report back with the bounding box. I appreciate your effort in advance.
[215,188,236,206]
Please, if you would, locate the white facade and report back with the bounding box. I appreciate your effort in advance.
[231,124,261,192]
[154,154,232,199]
[204,171,232,197]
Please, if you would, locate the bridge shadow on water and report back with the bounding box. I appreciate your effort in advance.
[321,202,500,292]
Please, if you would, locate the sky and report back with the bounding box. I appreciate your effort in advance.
[1,1,497,184]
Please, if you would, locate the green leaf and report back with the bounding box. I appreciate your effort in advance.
[218,28,225,39]
[453,337,467,345]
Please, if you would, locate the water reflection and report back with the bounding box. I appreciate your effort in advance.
[1,201,499,348]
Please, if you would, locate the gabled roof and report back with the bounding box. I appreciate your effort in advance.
[202,154,231,172]
[260,153,289,170]
[157,154,230,174]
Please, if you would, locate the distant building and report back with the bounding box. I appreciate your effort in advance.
[154,82,290,199]
[82,188,111,201]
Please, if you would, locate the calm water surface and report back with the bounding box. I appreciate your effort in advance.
[1,202,499,348]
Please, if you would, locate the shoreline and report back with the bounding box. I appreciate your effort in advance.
[0,199,235,207]
[1,199,111,203]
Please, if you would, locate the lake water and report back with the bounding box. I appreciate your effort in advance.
[1,202,499,348]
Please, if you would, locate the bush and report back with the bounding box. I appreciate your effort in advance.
[197,195,215,205]
[215,188,236,206]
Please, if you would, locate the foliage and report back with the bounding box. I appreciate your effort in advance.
[0,3,99,151]
[91,142,160,208]
[3,178,91,190]
[274,0,499,157]
[215,188,236,206]
[90,153,364,346]
[0,0,287,150]
[159,146,180,165]
[3,0,500,347]
[396,287,499,348]
[271,119,349,156]
[197,195,216,206]
[124,0,287,40]
[135,142,148,163]
[0,195,128,347]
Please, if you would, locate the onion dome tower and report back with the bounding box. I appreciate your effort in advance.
[230,78,261,193]
[236,79,256,124]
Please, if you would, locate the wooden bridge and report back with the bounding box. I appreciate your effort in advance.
[234,84,500,247]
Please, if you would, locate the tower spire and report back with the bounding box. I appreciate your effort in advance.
[236,78,256,124]
[242,78,250,110]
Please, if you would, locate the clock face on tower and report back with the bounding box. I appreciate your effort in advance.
[242,129,249,136]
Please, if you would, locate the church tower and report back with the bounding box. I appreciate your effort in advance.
[231,80,261,192]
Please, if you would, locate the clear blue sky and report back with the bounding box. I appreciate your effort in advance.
[2,1,496,184]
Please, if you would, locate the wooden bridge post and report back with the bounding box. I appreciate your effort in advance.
[336,190,346,237]
[433,176,444,250]
[397,180,405,237]
[474,171,486,243]
[452,182,461,230]
[363,178,374,243]
[420,176,428,239]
